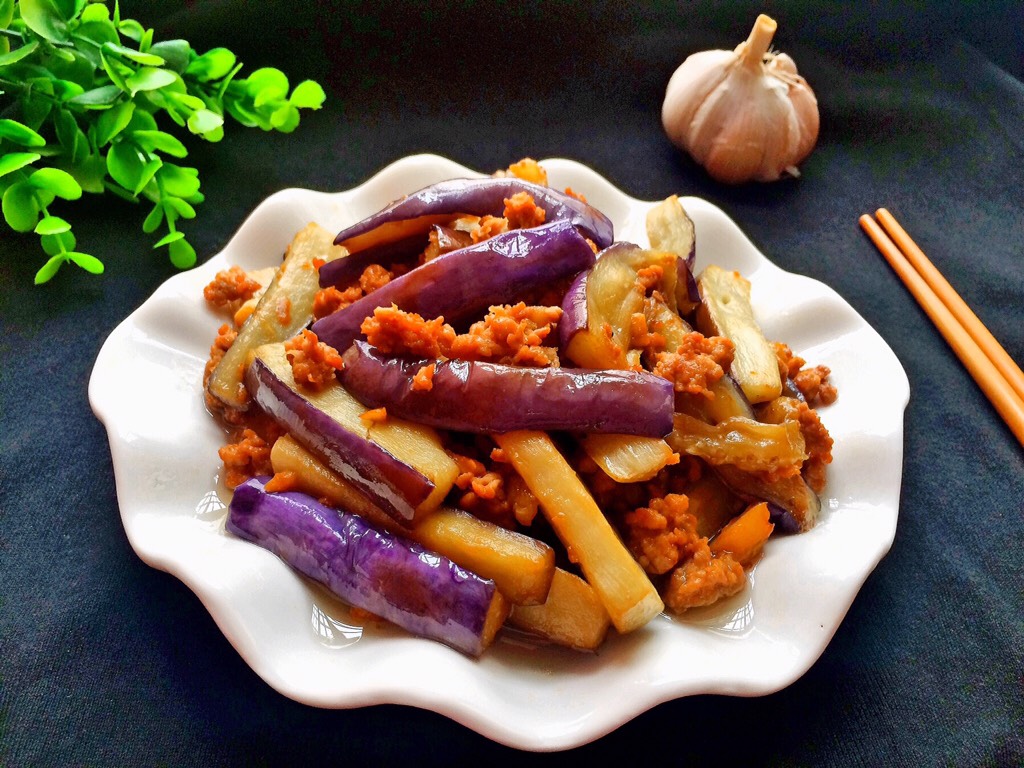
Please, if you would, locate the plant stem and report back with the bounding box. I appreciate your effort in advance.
[739,14,777,68]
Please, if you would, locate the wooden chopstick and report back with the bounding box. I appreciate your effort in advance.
[874,208,1024,403]
[859,211,1024,448]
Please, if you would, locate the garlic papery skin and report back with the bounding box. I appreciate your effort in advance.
[662,14,820,184]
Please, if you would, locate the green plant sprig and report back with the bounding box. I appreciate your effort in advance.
[0,0,326,283]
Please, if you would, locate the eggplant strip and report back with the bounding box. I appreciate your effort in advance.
[311,219,597,354]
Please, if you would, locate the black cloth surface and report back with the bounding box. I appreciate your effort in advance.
[2,1,1022,765]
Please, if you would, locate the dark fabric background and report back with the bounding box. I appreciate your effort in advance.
[2,1,1022,765]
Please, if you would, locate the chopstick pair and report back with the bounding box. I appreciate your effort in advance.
[859,209,1024,448]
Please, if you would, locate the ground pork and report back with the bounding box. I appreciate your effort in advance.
[203,266,261,314]
[218,428,274,490]
[312,263,397,320]
[662,543,746,611]
[361,305,456,358]
[503,192,546,230]
[653,332,735,398]
[620,493,703,575]
[284,329,344,391]
[774,342,838,406]
[360,303,562,367]
[501,157,548,185]
[448,302,562,367]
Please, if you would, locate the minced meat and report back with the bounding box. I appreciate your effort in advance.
[448,302,562,367]
[653,332,735,398]
[218,428,274,490]
[203,266,261,314]
[621,493,702,575]
[313,284,363,319]
[501,157,548,185]
[360,303,562,367]
[662,543,746,611]
[284,329,344,391]
[774,342,838,406]
[503,192,546,230]
[450,452,516,529]
[361,305,456,358]
[312,263,398,320]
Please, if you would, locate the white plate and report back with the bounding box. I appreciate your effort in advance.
[89,154,909,752]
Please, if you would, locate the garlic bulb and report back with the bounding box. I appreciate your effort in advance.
[662,14,819,184]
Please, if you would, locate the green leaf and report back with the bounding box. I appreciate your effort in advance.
[35,215,71,235]
[136,158,162,195]
[29,167,82,200]
[289,80,326,110]
[245,67,289,99]
[20,95,54,129]
[186,108,223,136]
[157,164,200,198]
[1,0,15,27]
[0,152,41,179]
[168,237,196,268]
[152,230,184,248]
[131,130,187,158]
[148,39,191,73]
[52,79,85,101]
[126,67,177,93]
[68,84,121,108]
[117,18,145,43]
[79,2,110,23]
[224,97,261,128]
[164,196,195,219]
[101,41,164,66]
[185,47,237,81]
[19,0,71,43]
[52,0,83,18]
[75,19,120,50]
[201,124,223,142]
[41,229,75,255]
[0,120,47,147]
[0,40,40,67]
[125,108,158,133]
[270,104,300,133]
[67,153,107,193]
[100,48,131,91]
[94,100,134,146]
[34,254,66,284]
[68,251,104,274]
[142,202,163,233]
[166,91,206,112]
[53,109,85,157]
[2,180,41,232]
[106,140,146,191]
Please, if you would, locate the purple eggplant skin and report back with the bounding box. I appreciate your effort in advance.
[677,259,700,313]
[318,233,428,289]
[558,270,589,353]
[338,341,675,437]
[228,477,508,657]
[311,219,597,353]
[246,354,433,523]
[332,177,614,253]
